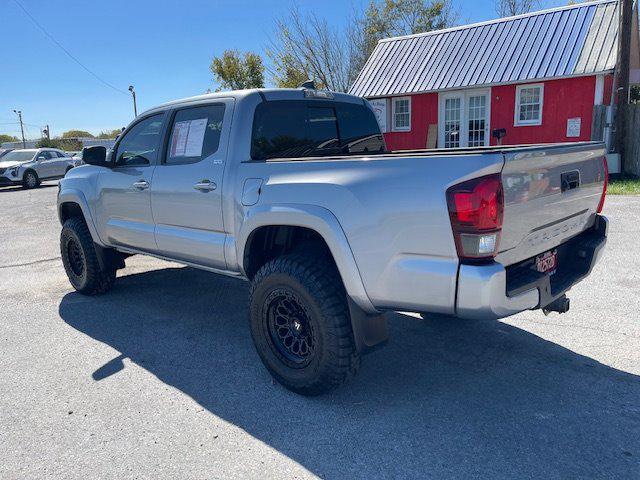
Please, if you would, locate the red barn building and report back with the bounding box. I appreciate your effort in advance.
[349,0,640,171]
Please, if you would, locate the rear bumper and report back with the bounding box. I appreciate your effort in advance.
[456,215,608,319]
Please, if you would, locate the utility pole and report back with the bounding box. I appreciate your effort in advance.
[42,125,50,141]
[614,0,633,174]
[12,110,26,149]
[128,85,138,117]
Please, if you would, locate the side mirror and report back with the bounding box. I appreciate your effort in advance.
[82,146,109,167]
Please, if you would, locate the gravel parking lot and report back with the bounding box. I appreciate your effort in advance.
[1,181,639,479]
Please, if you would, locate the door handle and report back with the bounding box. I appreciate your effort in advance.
[194,180,217,192]
[132,180,149,190]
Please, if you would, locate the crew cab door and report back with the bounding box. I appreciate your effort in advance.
[150,99,232,269]
[93,113,166,252]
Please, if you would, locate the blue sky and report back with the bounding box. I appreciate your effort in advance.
[1,0,566,138]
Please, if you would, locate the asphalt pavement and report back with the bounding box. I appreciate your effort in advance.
[0,181,638,479]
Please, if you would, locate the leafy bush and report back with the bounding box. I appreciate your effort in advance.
[35,138,83,151]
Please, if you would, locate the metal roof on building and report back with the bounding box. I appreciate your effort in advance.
[349,0,619,97]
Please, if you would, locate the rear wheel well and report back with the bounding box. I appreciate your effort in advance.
[59,202,85,225]
[244,226,336,280]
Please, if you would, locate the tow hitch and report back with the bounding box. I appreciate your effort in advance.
[543,295,570,315]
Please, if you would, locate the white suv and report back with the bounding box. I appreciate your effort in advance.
[0,148,76,189]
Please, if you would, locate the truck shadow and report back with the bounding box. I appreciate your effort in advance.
[58,266,640,479]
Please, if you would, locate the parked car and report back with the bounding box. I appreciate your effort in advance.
[0,148,76,188]
[0,148,14,159]
[70,150,84,167]
[57,87,608,395]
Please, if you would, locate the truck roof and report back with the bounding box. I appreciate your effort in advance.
[141,88,366,117]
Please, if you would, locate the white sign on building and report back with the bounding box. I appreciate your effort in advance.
[369,99,388,133]
[566,117,581,138]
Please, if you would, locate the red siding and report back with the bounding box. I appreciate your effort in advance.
[603,74,614,105]
[490,76,596,145]
[380,75,604,151]
[383,92,438,150]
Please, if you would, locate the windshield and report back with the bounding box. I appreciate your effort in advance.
[1,150,36,163]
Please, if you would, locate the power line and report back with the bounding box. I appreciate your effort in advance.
[0,121,42,127]
[11,0,129,96]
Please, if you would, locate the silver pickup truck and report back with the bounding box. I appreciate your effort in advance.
[57,87,608,395]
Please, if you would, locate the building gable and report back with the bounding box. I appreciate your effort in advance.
[350,0,619,98]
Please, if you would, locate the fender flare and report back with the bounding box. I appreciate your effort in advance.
[237,203,378,314]
[57,189,104,246]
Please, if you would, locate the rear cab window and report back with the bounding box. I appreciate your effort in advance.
[251,100,385,160]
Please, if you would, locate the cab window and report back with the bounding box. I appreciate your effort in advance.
[165,104,225,165]
[251,100,385,160]
[115,114,164,167]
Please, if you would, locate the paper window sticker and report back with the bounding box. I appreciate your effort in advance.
[184,118,207,157]
[171,120,190,157]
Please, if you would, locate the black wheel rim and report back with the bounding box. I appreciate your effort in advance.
[66,237,85,277]
[264,288,315,366]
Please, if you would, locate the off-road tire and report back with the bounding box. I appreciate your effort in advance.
[249,253,360,395]
[22,170,39,189]
[60,217,116,295]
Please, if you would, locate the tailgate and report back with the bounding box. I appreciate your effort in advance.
[496,142,607,267]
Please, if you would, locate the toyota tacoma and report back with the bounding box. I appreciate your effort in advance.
[57,86,608,395]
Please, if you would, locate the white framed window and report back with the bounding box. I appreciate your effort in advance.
[392,97,411,131]
[438,88,491,148]
[514,83,544,126]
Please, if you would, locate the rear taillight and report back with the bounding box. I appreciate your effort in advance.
[446,174,504,260]
[597,156,608,213]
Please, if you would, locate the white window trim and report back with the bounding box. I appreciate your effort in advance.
[391,96,411,132]
[514,83,544,126]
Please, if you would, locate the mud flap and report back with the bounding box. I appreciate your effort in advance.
[348,298,389,354]
[94,244,126,272]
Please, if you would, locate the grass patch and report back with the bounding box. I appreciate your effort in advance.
[607,176,640,195]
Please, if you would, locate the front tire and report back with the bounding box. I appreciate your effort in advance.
[22,170,39,189]
[60,217,116,295]
[249,253,360,395]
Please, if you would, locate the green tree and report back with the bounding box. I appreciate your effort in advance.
[35,138,83,150]
[268,1,455,92]
[0,134,19,143]
[35,138,61,148]
[210,50,265,90]
[495,0,537,16]
[267,6,350,91]
[58,139,83,151]
[354,0,455,75]
[96,129,122,139]
[270,52,313,89]
[62,130,94,139]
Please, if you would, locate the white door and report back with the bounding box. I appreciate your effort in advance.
[439,89,490,148]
